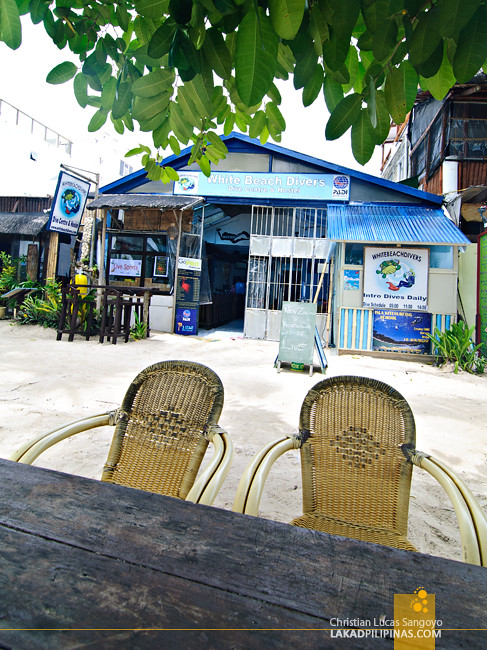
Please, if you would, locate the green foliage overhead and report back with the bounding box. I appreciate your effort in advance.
[2,0,487,176]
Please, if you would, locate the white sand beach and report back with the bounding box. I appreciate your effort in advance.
[1,320,486,564]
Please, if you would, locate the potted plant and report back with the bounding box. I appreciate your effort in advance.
[0,252,19,318]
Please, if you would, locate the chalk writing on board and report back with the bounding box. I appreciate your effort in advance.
[278,302,317,365]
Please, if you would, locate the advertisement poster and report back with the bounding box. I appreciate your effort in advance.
[373,310,432,354]
[344,269,360,290]
[174,257,202,336]
[363,247,429,311]
[478,231,487,356]
[47,171,90,236]
[174,171,350,201]
[109,258,142,277]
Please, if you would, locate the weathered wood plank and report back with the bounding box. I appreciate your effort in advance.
[0,459,486,649]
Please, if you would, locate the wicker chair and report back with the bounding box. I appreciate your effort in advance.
[234,375,487,566]
[11,360,232,506]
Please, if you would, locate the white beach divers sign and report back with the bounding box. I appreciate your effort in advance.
[174,171,350,201]
[47,171,91,236]
[363,247,429,311]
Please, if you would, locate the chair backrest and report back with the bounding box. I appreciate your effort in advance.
[101,360,224,499]
[298,375,416,537]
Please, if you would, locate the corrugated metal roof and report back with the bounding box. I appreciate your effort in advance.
[87,194,204,210]
[0,212,49,236]
[327,204,470,245]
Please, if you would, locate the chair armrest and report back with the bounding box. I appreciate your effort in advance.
[406,448,487,567]
[233,437,296,516]
[10,412,116,465]
[186,426,234,506]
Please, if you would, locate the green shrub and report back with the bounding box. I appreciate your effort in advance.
[130,313,147,341]
[427,321,486,375]
[17,280,62,328]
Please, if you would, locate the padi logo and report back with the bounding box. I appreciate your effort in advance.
[333,175,349,189]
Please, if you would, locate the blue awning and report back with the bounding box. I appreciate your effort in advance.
[327,204,470,245]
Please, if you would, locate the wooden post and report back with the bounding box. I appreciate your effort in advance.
[45,232,59,280]
[26,244,38,282]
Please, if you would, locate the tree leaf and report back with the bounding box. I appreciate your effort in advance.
[46,60,77,84]
[134,0,170,19]
[132,91,171,122]
[372,18,397,62]
[325,93,362,140]
[101,77,117,110]
[29,0,48,25]
[88,108,108,132]
[302,63,324,107]
[177,85,203,128]
[384,61,418,124]
[437,0,480,39]
[186,72,214,117]
[132,68,175,98]
[294,48,318,90]
[112,81,133,119]
[268,0,305,40]
[249,110,266,138]
[148,20,176,59]
[266,101,286,132]
[453,5,487,83]
[371,89,390,144]
[126,144,152,156]
[323,75,344,113]
[235,7,279,107]
[351,109,375,165]
[73,73,89,108]
[409,7,442,68]
[0,0,21,49]
[202,27,233,80]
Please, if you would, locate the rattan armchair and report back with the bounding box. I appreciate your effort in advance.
[234,375,487,566]
[11,360,233,506]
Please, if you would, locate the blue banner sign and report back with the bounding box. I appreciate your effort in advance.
[174,171,350,201]
[373,310,432,354]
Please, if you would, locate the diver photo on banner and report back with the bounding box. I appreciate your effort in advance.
[363,247,429,311]
[47,171,91,236]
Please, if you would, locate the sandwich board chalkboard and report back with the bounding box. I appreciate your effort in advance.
[277,302,317,374]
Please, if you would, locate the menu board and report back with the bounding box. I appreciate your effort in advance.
[278,302,317,365]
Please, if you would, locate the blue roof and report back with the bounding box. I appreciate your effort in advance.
[327,204,470,245]
[101,133,443,206]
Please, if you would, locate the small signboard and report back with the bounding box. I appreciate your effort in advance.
[373,310,432,354]
[174,257,202,336]
[478,231,487,356]
[47,171,90,236]
[278,302,317,367]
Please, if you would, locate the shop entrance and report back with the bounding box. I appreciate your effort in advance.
[199,203,250,332]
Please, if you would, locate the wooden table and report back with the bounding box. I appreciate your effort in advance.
[0,458,485,649]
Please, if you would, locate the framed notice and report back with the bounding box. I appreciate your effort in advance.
[363,247,429,311]
[153,256,168,278]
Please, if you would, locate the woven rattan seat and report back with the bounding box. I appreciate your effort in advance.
[12,361,233,505]
[234,375,487,566]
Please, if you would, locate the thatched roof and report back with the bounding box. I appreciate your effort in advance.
[0,212,49,236]
[87,194,204,210]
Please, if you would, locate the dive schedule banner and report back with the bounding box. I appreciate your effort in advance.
[47,171,91,236]
[174,171,350,201]
[363,247,429,311]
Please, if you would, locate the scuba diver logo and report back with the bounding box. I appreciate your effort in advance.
[60,188,82,217]
[376,258,415,292]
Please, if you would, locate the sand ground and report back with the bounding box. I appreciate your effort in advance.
[1,319,486,564]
